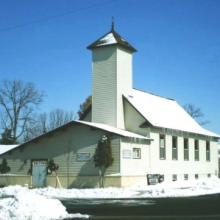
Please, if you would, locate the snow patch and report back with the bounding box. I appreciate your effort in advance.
[126,89,220,137]
[34,177,220,199]
[96,33,117,46]
[1,178,220,219]
[0,185,89,220]
[0,145,18,155]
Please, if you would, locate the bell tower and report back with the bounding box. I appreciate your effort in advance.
[87,23,136,129]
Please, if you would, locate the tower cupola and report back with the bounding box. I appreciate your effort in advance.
[87,24,136,129]
[87,23,136,52]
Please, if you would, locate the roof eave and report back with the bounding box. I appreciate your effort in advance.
[75,120,151,140]
[87,29,137,53]
[151,125,220,139]
[1,120,151,156]
[87,43,137,53]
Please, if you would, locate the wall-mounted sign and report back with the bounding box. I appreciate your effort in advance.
[76,153,91,162]
[147,174,164,185]
[122,149,132,159]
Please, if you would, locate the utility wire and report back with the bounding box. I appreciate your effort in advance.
[0,0,116,32]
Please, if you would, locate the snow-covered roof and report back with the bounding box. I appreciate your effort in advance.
[0,120,150,156]
[0,145,18,155]
[94,32,117,46]
[75,120,151,140]
[125,89,220,138]
[87,28,136,52]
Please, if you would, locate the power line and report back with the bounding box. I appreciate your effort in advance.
[0,0,117,32]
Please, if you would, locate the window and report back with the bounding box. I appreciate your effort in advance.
[159,134,166,159]
[206,141,210,161]
[194,140,199,161]
[184,138,189,161]
[172,136,178,160]
[195,174,199,179]
[133,148,141,159]
[76,153,90,161]
[184,174,188,180]
[172,174,177,181]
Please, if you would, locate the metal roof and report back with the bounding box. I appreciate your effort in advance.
[87,27,137,52]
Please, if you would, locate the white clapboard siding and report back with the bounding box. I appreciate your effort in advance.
[2,124,120,177]
[91,46,133,129]
[148,130,218,181]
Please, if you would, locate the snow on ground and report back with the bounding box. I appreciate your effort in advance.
[0,177,220,220]
[134,177,220,197]
[33,177,220,199]
[0,185,89,220]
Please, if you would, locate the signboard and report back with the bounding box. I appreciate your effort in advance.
[122,149,132,159]
[76,153,90,161]
[147,174,164,185]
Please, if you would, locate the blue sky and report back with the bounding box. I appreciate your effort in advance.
[0,0,220,134]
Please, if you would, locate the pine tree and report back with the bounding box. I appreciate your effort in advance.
[0,128,15,144]
[77,95,92,119]
[0,159,11,174]
[94,135,114,187]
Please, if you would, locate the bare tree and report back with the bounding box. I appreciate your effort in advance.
[0,80,44,143]
[38,112,48,134]
[0,128,14,144]
[184,103,209,125]
[22,113,46,142]
[49,109,74,130]
[23,108,74,141]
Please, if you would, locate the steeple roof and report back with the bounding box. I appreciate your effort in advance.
[87,25,137,52]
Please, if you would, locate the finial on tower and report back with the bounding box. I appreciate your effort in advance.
[87,17,137,52]
[111,16,115,31]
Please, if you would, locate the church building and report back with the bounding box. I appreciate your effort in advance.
[0,25,219,188]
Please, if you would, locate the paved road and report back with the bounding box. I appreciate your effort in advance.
[62,193,220,219]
